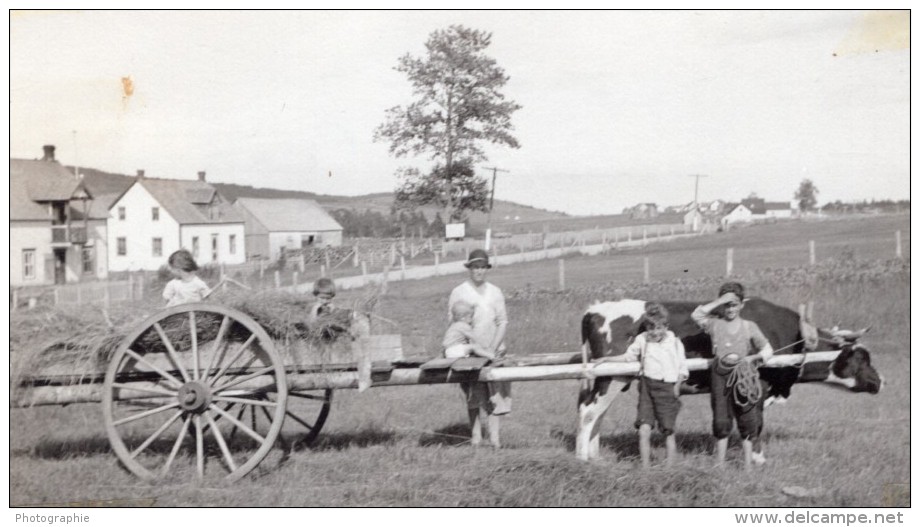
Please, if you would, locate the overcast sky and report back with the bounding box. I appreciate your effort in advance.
[9,10,909,215]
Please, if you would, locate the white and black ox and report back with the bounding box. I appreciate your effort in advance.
[576,297,882,460]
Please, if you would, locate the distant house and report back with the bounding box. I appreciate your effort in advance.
[764,201,794,219]
[740,197,767,215]
[721,203,753,228]
[683,207,703,231]
[11,145,110,285]
[234,198,344,261]
[107,172,246,271]
[625,203,659,219]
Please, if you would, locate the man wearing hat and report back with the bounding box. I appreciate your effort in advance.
[448,248,511,448]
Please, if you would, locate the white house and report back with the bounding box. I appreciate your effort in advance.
[721,203,753,228]
[107,172,246,271]
[234,198,344,261]
[10,146,110,286]
[764,201,795,219]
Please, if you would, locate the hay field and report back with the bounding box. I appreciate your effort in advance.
[9,214,910,507]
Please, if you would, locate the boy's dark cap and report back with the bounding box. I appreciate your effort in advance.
[464,248,492,269]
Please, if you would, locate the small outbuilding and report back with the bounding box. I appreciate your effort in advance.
[234,198,344,261]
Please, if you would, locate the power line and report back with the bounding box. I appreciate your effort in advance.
[482,166,510,250]
[688,174,709,206]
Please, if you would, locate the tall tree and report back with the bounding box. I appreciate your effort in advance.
[795,179,819,212]
[375,25,522,222]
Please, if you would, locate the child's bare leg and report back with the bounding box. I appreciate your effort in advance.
[488,412,501,448]
[714,437,728,466]
[638,424,652,468]
[742,438,753,471]
[468,408,482,446]
[665,434,677,467]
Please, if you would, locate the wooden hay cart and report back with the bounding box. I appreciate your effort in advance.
[12,303,843,483]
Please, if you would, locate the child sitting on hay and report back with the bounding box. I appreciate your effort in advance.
[307,278,355,341]
[442,301,493,359]
[162,249,211,307]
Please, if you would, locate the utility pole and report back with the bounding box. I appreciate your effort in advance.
[688,174,708,207]
[482,166,509,251]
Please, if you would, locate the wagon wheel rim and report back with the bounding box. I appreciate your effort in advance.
[270,388,332,448]
[102,303,288,483]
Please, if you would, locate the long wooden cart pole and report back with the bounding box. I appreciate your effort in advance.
[13,352,841,408]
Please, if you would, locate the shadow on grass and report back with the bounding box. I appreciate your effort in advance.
[417,424,472,447]
[304,429,398,452]
[550,428,803,460]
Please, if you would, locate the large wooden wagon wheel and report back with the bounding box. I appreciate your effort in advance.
[102,303,288,482]
[234,388,332,450]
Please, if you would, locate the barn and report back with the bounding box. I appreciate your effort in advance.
[234,198,344,261]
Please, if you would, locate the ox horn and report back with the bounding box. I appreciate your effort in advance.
[823,326,871,342]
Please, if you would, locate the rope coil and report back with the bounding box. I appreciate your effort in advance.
[721,356,763,407]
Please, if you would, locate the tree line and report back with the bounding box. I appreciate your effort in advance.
[330,208,471,239]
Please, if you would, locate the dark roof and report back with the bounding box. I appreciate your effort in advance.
[123,178,244,224]
[765,201,791,210]
[235,198,343,232]
[10,159,101,220]
[740,198,766,215]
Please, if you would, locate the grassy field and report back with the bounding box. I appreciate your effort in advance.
[9,214,910,507]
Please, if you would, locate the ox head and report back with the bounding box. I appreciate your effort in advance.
[824,327,882,394]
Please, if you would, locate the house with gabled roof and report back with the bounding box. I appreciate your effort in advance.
[233,198,343,261]
[106,171,246,271]
[11,145,111,286]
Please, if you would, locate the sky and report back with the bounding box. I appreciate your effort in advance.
[9,10,910,216]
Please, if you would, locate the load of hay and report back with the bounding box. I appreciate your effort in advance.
[11,287,381,391]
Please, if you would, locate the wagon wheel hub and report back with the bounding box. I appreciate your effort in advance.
[177,381,212,413]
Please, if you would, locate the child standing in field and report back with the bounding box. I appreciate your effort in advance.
[598,303,688,468]
[692,282,774,469]
[442,301,494,359]
[162,249,211,307]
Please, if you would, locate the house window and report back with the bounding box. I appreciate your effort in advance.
[81,247,94,275]
[192,237,199,258]
[117,237,127,256]
[152,207,159,221]
[118,206,126,221]
[229,234,237,255]
[152,237,163,257]
[22,249,36,280]
[211,234,219,262]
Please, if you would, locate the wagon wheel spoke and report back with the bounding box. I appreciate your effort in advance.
[209,403,267,445]
[202,316,231,380]
[189,311,200,381]
[275,389,333,446]
[205,411,237,472]
[227,403,247,444]
[113,402,180,427]
[112,382,177,398]
[123,349,183,389]
[212,366,275,394]
[208,334,257,387]
[162,414,192,477]
[130,409,184,459]
[153,322,191,383]
[194,415,204,479]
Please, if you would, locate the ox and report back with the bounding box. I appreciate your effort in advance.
[576,297,881,460]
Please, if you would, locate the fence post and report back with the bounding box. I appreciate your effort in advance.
[601,233,607,254]
[400,255,406,281]
[320,265,326,278]
[28,297,37,310]
[12,289,18,311]
[643,227,648,246]
[325,251,331,271]
[274,270,281,288]
[293,271,299,285]
[353,245,360,267]
[558,259,565,291]
[670,225,675,237]
[128,274,135,301]
[298,255,305,273]
[76,285,82,305]
[390,244,396,266]
[896,230,902,258]
[809,240,816,266]
[433,252,440,276]
[627,228,632,244]
[104,284,110,309]
[138,274,145,299]
[726,248,734,277]
[493,244,499,267]
[361,261,368,285]
[643,257,650,283]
